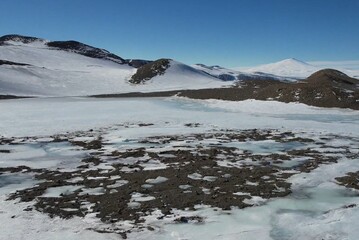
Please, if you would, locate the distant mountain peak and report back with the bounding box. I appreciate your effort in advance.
[246,58,319,78]
[275,58,311,66]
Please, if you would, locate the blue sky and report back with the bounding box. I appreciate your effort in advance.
[1,0,358,67]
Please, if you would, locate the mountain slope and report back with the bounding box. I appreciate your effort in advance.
[0,35,233,96]
[0,36,136,96]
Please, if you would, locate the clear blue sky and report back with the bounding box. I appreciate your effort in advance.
[1,0,358,67]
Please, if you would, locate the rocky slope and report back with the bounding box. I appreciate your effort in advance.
[179,69,359,109]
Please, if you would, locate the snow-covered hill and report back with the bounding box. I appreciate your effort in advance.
[140,60,231,91]
[0,35,232,96]
[0,36,134,96]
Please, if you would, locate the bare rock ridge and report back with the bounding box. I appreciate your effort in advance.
[46,40,126,64]
[0,34,44,45]
[129,58,171,84]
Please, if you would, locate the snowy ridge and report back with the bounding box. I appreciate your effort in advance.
[192,64,238,81]
[193,63,294,81]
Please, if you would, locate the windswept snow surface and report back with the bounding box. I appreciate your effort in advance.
[0,41,232,96]
[0,97,358,137]
[1,97,359,240]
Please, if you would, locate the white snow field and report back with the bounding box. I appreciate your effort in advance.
[1,96,359,240]
[0,40,231,96]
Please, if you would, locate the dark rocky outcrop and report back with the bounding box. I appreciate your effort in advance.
[129,59,171,84]
[127,59,152,68]
[218,74,236,81]
[0,59,30,66]
[0,95,29,100]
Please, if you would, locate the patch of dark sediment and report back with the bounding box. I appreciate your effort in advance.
[0,95,31,100]
[2,128,358,236]
[336,171,359,190]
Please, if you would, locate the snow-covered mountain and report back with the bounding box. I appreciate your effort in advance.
[243,58,320,79]
[0,35,231,96]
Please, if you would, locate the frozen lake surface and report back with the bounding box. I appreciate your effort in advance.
[0,97,359,240]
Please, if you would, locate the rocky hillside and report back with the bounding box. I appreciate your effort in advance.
[178,69,359,109]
